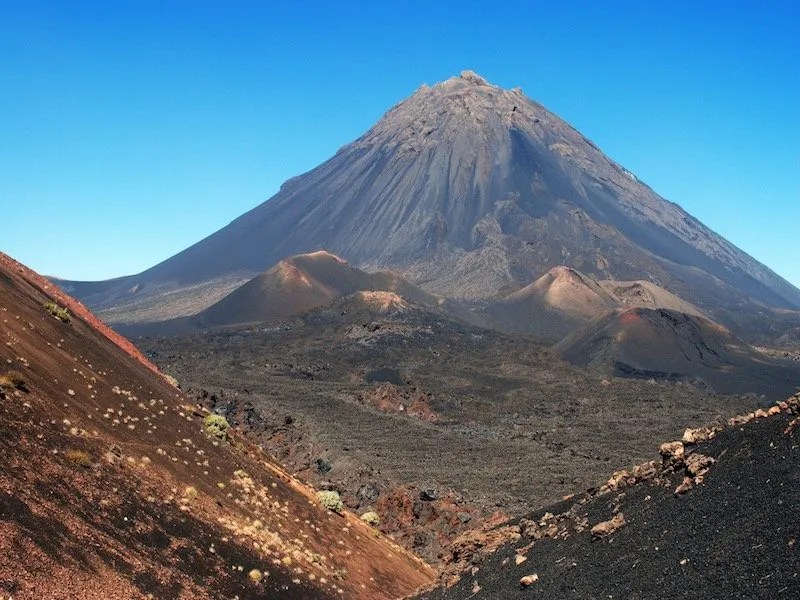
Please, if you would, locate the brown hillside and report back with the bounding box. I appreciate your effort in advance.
[555,307,800,397]
[484,266,707,342]
[485,266,618,340]
[0,252,433,599]
[508,267,619,320]
[598,279,706,317]
[189,250,445,330]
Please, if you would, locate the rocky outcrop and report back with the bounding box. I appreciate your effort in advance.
[356,383,439,421]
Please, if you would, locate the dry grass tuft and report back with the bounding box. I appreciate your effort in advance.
[248,568,264,583]
[65,449,92,468]
[0,370,26,391]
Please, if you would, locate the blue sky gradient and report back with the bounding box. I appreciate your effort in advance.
[1,1,798,287]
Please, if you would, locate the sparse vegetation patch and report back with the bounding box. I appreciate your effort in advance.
[248,568,264,584]
[360,511,380,526]
[44,301,71,323]
[65,449,92,468]
[183,485,198,502]
[317,490,343,514]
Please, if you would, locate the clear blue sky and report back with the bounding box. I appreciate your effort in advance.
[1,1,798,287]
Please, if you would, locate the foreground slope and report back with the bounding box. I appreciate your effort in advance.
[555,307,800,397]
[415,397,800,599]
[62,72,800,338]
[0,252,433,599]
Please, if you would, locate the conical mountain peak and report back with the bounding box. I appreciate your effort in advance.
[68,74,800,331]
[433,69,497,89]
[383,70,535,128]
[456,69,490,85]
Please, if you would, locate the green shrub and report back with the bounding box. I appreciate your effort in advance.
[316,490,343,514]
[203,414,230,440]
[44,301,70,323]
[360,511,380,526]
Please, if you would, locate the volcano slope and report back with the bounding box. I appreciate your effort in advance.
[197,250,442,326]
[0,252,434,599]
[555,307,800,398]
[136,293,764,563]
[61,72,800,344]
[481,266,708,342]
[481,266,620,341]
[115,250,471,335]
[414,396,800,599]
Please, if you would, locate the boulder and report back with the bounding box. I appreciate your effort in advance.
[591,512,626,538]
[420,488,438,501]
[674,476,694,495]
[685,453,715,477]
[659,441,685,466]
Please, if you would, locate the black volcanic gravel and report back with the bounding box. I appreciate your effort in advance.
[417,410,800,599]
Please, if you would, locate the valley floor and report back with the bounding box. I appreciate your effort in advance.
[137,309,766,563]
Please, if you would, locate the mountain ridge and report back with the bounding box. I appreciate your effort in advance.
[113,250,468,336]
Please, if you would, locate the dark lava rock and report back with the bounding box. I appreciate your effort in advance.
[416,404,800,599]
[365,368,405,385]
[420,488,438,502]
[357,484,380,504]
[314,458,332,474]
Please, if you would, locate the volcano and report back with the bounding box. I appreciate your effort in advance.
[117,250,451,334]
[61,71,800,339]
[482,266,708,341]
[555,307,800,397]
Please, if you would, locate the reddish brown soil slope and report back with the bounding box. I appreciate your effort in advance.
[0,252,433,599]
[555,307,800,398]
[483,266,708,342]
[193,251,443,329]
